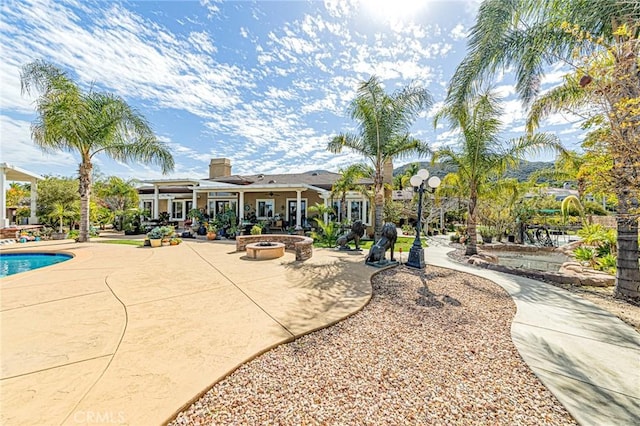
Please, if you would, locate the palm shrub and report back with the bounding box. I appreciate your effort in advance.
[311,218,340,247]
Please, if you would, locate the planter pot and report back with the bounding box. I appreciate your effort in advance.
[149,238,162,248]
[52,232,67,240]
[207,232,217,240]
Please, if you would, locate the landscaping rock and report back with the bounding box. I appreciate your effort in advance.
[559,262,615,287]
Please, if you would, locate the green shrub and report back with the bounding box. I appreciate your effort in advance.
[147,227,164,239]
[250,225,262,235]
[596,254,617,274]
[573,246,596,267]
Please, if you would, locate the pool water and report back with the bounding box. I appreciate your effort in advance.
[0,253,72,277]
[496,252,569,272]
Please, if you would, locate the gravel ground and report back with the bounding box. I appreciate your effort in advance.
[170,265,575,425]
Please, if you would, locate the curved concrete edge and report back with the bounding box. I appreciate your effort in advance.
[1,240,380,425]
[424,243,640,426]
[162,255,394,425]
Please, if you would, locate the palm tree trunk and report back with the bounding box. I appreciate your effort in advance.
[610,39,640,301]
[466,187,478,256]
[341,193,347,223]
[78,160,92,243]
[614,200,640,302]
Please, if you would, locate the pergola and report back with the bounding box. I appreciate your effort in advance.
[0,163,43,228]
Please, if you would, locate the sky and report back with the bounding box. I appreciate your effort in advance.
[0,0,584,181]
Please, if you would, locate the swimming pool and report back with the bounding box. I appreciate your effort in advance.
[0,253,72,277]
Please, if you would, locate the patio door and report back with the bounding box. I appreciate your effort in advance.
[287,199,307,227]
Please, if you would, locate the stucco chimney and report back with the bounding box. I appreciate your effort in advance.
[209,158,232,178]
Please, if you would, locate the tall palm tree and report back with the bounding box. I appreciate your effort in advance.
[330,163,372,222]
[447,0,639,299]
[434,89,564,256]
[328,76,432,240]
[20,60,174,242]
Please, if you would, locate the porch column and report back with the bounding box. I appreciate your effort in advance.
[238,191,245,222]
[167,196,173,219]
[192,188,197,210]
[29,178,38,224]
[323,196,329,224]
[295,190,302,229]
[153,185,159,218]
[0,169,7,227]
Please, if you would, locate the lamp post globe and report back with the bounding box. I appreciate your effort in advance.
[406,170,440,269]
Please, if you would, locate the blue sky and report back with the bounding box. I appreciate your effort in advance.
[1,0,583,181]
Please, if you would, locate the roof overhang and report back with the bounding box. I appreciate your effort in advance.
[0,163,44,181]
[140,179,330,196]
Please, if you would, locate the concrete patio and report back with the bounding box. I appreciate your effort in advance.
[1,236,638,425]
[1,239,373,425]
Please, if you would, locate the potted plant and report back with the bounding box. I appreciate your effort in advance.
[147,226,164,248]
[159,225,175,245]
[250,224,262,235]
[206,222,218,240]
[479,226,496,244]
[169,236,182,245]
[226,225,238,240]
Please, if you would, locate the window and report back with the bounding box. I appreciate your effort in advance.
[257,199,275,219]
[142,201,153,219]
[331,201,342,222]
[171,201,185,220]
[350,201,361,223]
[348,200,370,225]
[208,199,237,218]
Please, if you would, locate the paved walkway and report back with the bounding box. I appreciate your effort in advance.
[1,236,638,425]
[424,235,640,426]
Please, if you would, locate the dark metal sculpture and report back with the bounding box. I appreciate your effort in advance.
[365,223,398,266]
[337,220,366,250]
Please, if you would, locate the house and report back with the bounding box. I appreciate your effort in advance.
[138,158,375,231]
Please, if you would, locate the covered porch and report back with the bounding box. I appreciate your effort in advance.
[137,180,347,233]
[0,163,42,228]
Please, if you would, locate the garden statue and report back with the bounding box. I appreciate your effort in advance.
[365,223,398,266]
[337,220,366,251]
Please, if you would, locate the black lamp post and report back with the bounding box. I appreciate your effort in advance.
[406,169,441,269]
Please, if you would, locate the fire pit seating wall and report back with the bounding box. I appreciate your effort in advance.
[236,234,313,261]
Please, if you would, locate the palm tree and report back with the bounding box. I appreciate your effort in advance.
[330,163,372,222]
[448,0,640,299]
[393,162,421,190]
[20,60,174,242]
[434,89,564,256]
[328,76,432,240]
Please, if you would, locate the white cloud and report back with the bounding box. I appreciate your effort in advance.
[199,0,222,19]
[450,23,468,40]
[188,31,216,54]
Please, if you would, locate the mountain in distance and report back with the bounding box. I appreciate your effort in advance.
[393,160,556,183]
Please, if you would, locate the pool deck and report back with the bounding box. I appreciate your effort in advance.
[1,236,639,425]
[1,238,374,425]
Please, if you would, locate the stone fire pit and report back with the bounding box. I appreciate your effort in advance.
[245,242,285,260]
